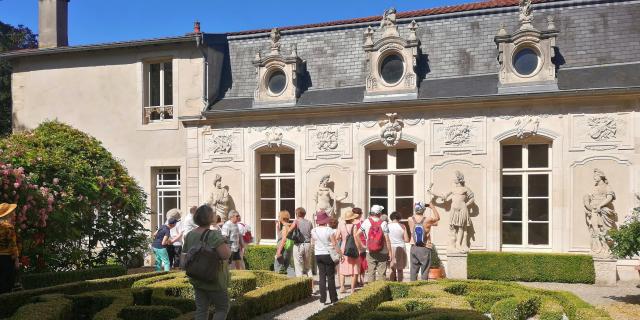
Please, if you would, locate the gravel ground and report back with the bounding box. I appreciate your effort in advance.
[519,281,640,320]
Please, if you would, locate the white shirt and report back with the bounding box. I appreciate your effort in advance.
[359,216,390,254]
[170,221,183,246]
[221,220,242,252]
[388,222,406,248]
[181,213,198,239]
[312,226,336,255]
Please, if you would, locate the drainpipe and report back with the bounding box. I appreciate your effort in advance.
[194,22,209,111]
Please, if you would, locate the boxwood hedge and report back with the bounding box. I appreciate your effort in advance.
[20,265,127,290]
[468,252,595,283]
[243,245,276,271]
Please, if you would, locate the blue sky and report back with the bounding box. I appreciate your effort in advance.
[1,0,471,45]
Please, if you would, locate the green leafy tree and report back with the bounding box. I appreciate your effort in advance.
[609,203,640,259]
[0,121,149,270]
[0,21,38,137]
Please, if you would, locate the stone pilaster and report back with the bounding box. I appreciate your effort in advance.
[186,126,200,207]
[593,258,617,287]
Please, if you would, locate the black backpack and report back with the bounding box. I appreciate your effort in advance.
[287,221,306,244]
[343,225,359,258]
[182,230,222,282]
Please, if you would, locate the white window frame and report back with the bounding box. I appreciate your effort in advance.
[258,153,295,242]
[144,61,173,124]
[501,143,552,250]
[367,148,416,224]
[155,168,181,227]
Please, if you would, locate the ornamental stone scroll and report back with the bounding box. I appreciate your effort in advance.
[430,117,486,155]
[305,124,353,160]
[569,112,633,151]
[202,128,244,162]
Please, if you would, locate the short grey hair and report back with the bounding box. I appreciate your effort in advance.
[194,205,215,227]
[228,210,240,218]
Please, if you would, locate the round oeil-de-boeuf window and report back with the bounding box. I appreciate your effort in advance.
[267,70,286,95]
[512,47,539,76]
[380,54,404,84]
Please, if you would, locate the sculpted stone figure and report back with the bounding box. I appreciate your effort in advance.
[314,174,348,217]
[583,168,617,258]
[208,174,230,221]
[427,171,476,253]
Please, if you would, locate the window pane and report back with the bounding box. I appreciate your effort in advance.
[280,154,295,173]
[280,179,295,198]
[260,200,276,219]
[163,62,173,105]
[260,179,275,198]
[502,198,522,221]
[528,223,549,245]
[395,198,414,220]
[370,175,388,196]
[280,200,296,217]
[502,145,522,169]
[369,198,388,215]
[528,199,549,221]
[528,144,548,168]
[395,175,413,197]
[502,223,522,245]
[260,154,275,174]
[369,150,387,170]
[160,193,179,216]
[396,148,415,169]
[150,63,161,106]
[528,174,549,197]
[260,220,276,240]
[502,175,522,197]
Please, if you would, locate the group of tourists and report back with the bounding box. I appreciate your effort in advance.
[272,200,441,305]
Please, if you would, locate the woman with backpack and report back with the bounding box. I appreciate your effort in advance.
[388,211,410,282]
[182,205,231,320]
[274,210,293,275]
[311,210,339,304]
[336,209,360,294]
[352,207,367,286]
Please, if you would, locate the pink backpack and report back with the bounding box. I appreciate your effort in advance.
[366,218,384,253]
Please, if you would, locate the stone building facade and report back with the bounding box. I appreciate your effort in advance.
[2,0,640,281]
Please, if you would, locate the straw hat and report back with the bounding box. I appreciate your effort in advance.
[0,203,17,218]
[343,209,359,222]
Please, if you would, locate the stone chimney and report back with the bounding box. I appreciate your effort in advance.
[38,0,69,48]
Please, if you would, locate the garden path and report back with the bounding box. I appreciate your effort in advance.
[520,281,640,320]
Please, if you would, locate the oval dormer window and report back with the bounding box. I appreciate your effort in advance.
[512,47,539,76]
[380,54,404,85]
[268,70,286,95]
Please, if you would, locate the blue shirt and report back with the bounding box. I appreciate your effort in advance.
[152,225,170,249]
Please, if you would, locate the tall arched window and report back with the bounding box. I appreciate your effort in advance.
[257,150,295,241]
[367,144,415,229]
[501,137,552,248]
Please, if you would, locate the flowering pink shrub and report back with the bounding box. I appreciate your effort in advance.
[0,161,57,270]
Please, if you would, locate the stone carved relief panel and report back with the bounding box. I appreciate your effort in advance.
[569,156,633,252]
[431,117,486,155]
[569,113,633,151]
[429,159,486,251]
[305,124,353,160]
[202,128,244,162]
[305,164,353,221]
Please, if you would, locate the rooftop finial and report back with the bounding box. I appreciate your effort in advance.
[193,21,201,33]
[364,26,374,46]
[408,20,418,41]
[546,15,556,30]
[497,22,508,36]
[270,28,281,55]
[379,7,399,37]
[519,0,534,30]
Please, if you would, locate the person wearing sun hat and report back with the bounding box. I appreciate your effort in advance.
[311,209,339,304]
[0,203,19,294]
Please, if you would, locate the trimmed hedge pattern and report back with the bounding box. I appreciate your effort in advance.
[20,265,127,290]
[468,252,595,283]
[312,279,611,320]
[243,245,276,271]
[0,271,166,318]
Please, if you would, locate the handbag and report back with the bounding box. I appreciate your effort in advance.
[181,230,222,282]
[284,238,294,251]
[287,222,306,244]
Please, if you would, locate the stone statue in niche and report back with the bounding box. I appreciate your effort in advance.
[208,174,231,221]
[583,168,618,258]
[314,174,348,218]
[427,171,476,253]
[379,113,403,147]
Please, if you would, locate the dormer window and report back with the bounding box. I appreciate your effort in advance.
[494,0,558,93]
[363,8,419,102]
[253,28,305,108]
